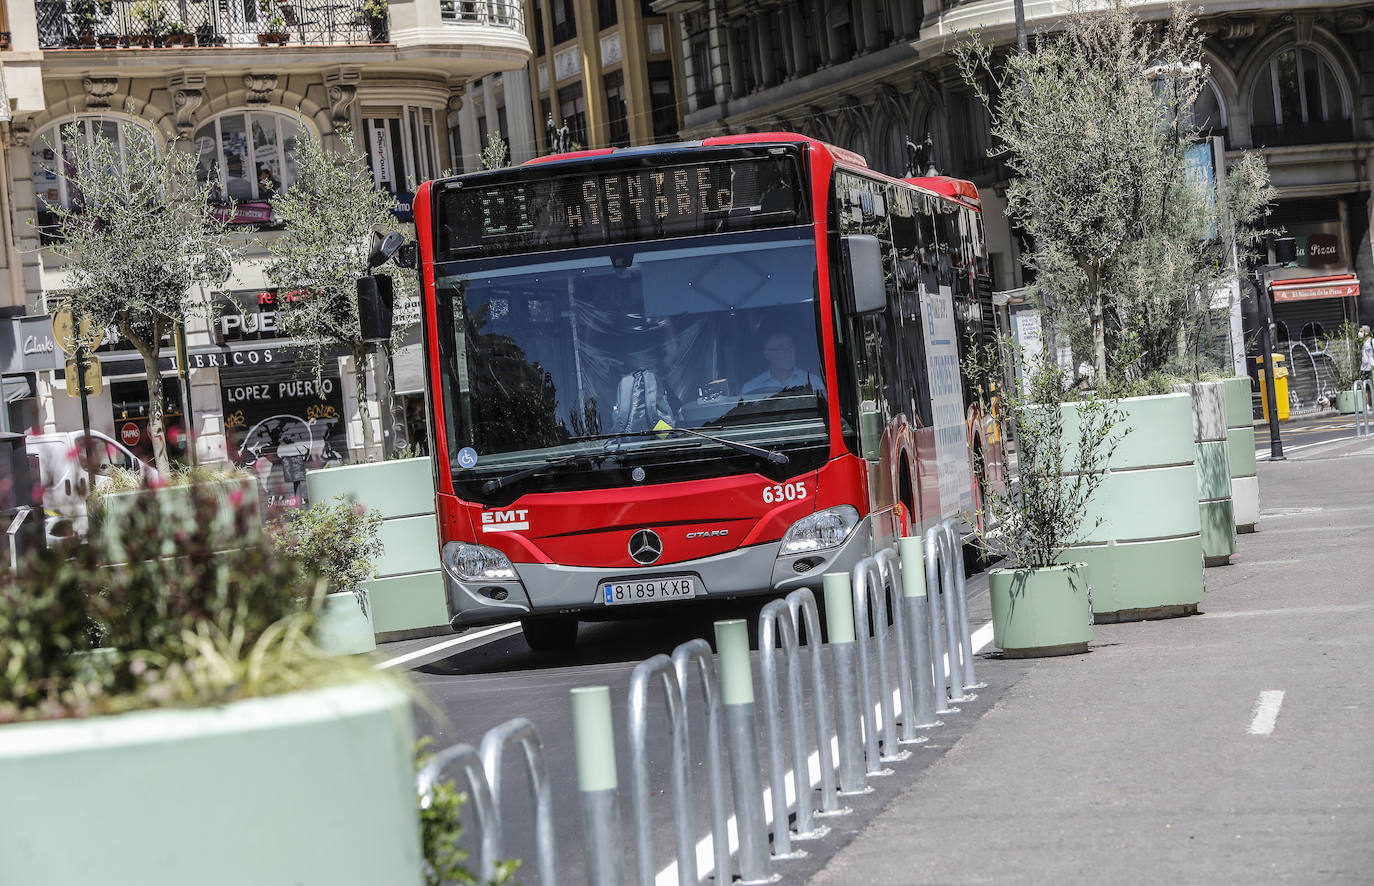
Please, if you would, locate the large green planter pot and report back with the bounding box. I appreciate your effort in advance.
[1335,390,1357,414]
[0,682,421,885]
[1172,380,1235,567]
[989,563,1093,657]
[93,477,261,562]
[1223,376,1259,533]
[315,589,377,654]
[306,458,448,640]
[1060,392,1204,622]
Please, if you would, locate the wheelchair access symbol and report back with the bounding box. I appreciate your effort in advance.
[457,447,479,469]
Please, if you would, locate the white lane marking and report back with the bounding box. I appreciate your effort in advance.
[655,621,994,886]
[374,623,522,670]
[1248,690,1285,735]
[1233,559,1300,567]
[1256,436,1365,460]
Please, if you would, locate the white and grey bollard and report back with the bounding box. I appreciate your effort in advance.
[943,522,985,692]
[923,527,959,713]
[571,686,624,886]
[897,535,940,730]
[714,619,773,882]
[822,573,872,795]
[759,600,825,851]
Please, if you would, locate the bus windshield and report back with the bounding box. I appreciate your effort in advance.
[434,226,826,483]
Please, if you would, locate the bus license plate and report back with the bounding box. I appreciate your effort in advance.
[603,576,698,606]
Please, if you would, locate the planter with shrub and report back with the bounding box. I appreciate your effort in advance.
[272,495,385,654]
[89,464,260,562]
[0,483,422,886]
[971,345,1124,657]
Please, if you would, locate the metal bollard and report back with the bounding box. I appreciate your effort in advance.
[897,535,940,731]
[714,619,773,883]
[822,573,872,795]
[943,521,986,692]
[851,558,907,767]
[629,655,696,886]
[479,718,559,886]
[923,526,958,713]
[875,547,924,746]
[571,686,623,886]
[416,742,498,884]
[785,589,844,816]
[758,601,812,857]
[936,528,972,703]
[673,639,733,884]
[1356,380,1371,437]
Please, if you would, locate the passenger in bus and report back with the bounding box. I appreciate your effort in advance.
[741,331,824,396]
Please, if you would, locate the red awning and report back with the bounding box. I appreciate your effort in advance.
[1271,274,1360,303]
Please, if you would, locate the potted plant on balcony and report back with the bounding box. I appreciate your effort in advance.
[363,0,389,42]
[257,0,290,45]
[129,0,167,45]
[73,0,99,46]
[271,495,386,654]
[0,482,424,885]
[968,341,1126,657]
[164,18,194,46]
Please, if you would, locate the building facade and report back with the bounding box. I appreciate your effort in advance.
[658,0,1374,402]
[0,0,530,494]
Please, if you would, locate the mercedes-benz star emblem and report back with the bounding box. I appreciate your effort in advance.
[628,529,663,565]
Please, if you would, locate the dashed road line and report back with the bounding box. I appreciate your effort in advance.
[1248,690,1285,736]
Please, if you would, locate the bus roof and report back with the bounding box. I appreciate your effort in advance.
[509,131,981,210]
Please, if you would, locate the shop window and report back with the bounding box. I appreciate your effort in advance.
[193,111,303,225]
[605,70,630,147]
[30,115,156,239]
[364,106,440,196]
[1251,46,1351,146]
[691,37,714,107]
[111,379,188,467]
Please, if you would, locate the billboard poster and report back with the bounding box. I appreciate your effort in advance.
[220,361,348,507]
[922,284,974,517]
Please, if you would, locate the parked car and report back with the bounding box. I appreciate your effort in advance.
[26,430,158,541]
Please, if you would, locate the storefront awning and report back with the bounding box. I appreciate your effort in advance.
[1271,274,1360,303]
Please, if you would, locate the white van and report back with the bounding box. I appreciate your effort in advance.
[27,430,158,540]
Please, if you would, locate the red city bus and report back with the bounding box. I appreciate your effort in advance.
[411,133,1003,649]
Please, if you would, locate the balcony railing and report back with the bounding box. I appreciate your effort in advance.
[36,0,388,50]
[440,0,522,32]
[1250,119,1354,148]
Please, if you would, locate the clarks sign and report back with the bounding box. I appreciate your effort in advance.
[1,316,62,374]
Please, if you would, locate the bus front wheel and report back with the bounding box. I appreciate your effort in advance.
[521,616,579,651]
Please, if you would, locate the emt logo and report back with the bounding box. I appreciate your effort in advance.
[481,509,530,532]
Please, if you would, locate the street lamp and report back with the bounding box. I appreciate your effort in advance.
[1253,236,1297,461]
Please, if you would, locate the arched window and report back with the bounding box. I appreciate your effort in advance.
[30,115,155,232]
[1250,46,1351,146]
[1188,78,1226,136]
[194,111,304,207]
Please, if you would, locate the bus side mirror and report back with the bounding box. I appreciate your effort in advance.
[842,234,887,314]
[358,274,395,343]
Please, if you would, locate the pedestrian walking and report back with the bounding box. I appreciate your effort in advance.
[1360,325,1373,405]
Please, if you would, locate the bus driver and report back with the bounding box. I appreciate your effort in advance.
[741,331,824,396]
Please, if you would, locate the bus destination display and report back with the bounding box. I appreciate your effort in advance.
[439,155,806,259]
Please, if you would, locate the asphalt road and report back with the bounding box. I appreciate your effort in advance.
[1256,412,1364,457]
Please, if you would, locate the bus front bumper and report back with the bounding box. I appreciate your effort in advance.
[444,519,875,629]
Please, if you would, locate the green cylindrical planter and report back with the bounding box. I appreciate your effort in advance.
[1172,381,1235,566]
[315,590,377,654]
[1223,376,1259,533]
[1060,392,1204,621]
[989,563,1093,657]
[1335,390,1357,414]
[0,683,421,886]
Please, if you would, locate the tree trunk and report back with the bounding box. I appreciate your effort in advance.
[121,319,170,475]
[1089,271,1108,384]
[352,345,377,460]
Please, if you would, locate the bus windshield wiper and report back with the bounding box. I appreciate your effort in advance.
[598,427,788,465]
[480,452,598,494]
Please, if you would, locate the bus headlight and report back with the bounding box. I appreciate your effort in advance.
[779,505,861,554]
[442,542,518,582]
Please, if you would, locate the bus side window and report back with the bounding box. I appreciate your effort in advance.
[890,192,934,429]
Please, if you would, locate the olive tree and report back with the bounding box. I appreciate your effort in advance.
[956,1,1274,381]
[264,125,407,460]
[40,123,235,474]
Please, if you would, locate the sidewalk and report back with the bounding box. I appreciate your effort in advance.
[811,434,1374,884]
